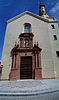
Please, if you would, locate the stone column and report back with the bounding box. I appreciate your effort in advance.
[32,55,35,79]
[37,52,39,68]
[12,55,14,68]
[13,53,16,69]
[39,53,41,68]
[15,54,17,69]
[16,53,19,69]
[35,53,36,68]
[36,53,38,68]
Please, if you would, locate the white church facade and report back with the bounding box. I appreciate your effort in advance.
[1,3,59,80]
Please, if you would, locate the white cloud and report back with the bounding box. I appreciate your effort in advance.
[49,1,59,25]
[50,1,59,13]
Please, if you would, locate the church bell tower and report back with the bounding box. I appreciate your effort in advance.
[39,2,46,16]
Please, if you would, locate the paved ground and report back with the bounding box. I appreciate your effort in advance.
[0,79,59,100]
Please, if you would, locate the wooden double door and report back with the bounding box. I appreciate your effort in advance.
[20,56,32,79]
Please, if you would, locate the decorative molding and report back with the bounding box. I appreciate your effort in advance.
[6,11,58,24]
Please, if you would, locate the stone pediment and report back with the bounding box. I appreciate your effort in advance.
[6,11,57,24]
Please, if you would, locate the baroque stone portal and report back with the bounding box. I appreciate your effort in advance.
[9,33,42,80]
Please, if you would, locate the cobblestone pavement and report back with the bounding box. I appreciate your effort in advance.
[0,80,43,89]
[0,79,59,100]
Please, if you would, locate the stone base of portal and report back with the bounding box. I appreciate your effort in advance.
[9,69,20,80]
[35,68,42,79]
[9,67,42,80]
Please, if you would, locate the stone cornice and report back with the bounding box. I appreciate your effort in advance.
[12,47,42,54]
[6,11,58,24]
[19,33,34,38]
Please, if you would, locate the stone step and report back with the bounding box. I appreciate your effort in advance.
[0,79,59,100]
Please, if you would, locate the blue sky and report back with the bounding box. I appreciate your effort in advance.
[0,0,59,60]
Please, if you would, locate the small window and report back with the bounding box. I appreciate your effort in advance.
[53,35,57,40]
[56,51,59,57]
[24,23,31,33]
[51,25,55,29]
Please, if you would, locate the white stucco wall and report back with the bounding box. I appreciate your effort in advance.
[48,23,59,78]
[1,13,57,79]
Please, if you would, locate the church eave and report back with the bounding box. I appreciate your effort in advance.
[6,11,58,24]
